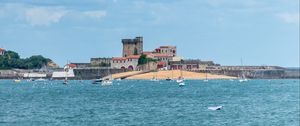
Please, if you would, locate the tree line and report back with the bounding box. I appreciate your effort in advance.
[0,50,52,69]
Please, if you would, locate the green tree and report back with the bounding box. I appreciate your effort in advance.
[0,50,52,69]
[138,54,158,65]
[138,54,147,65]
[4,50,20,59]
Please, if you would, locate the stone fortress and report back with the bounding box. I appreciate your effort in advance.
[83,36,216,71]
[122,37,143,57]
[0,37,298,79]
[64,36,298,79]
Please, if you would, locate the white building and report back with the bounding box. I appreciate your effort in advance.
[23,73,47,78]
[52,64,76,78]
[154,46,177,57]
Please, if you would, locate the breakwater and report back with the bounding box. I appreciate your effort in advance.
[73,68,128,79]
[191,68,299,79]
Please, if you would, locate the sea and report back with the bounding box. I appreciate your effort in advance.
[0,79,299,126]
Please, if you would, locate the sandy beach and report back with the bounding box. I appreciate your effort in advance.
[112,70,236,80]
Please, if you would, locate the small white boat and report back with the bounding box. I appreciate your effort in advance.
[178,82,185,86]
[101,80,113,86]
[204,71,209,82]
[63,79,68,85]
[239,59,248,83]
[92,79,103,84]
[14,79,21,83]
[176,76,184,86]
[239,78,248,82]
[208,106,223,111]
[36,78,46,81]
[150,78,159,82]
[176,79,184,83]
[151,71,159,82]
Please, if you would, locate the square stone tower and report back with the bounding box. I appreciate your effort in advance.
[122,37,143,57]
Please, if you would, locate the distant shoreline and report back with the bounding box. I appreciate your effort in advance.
[0,68,299,80]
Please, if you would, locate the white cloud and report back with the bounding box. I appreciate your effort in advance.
[277,13,299,24]
[24,7,68,26]
[83,10,107,19]
[0,3,107,26]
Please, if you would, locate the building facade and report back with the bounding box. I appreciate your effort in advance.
[154,46,177,57]
[122,37,143,57]
[70,63,91,68]
[169,60,217,70]
[111,55,140,70]
[90,58,112,67]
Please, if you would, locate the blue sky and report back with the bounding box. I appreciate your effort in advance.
[0,0,299,67]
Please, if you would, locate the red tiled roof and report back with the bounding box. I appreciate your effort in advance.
[68,64,77,68]
[112,57,127,60]
[157,61,166,65]
[152,53,173,57]
[0,48,5,52]
[142,52,153,55]
[127,55,140,59]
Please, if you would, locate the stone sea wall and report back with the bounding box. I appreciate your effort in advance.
[192,69,299,79]
[73,68,128,79]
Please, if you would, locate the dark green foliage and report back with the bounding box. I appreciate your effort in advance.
[0,50,51,69]
[138,54,158,65]
[138,54,147,65]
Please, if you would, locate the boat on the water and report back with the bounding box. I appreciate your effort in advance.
[101,69,113,86]
[63,78,68,85]
[150,77,159,82]
[36,78,46,81]
[101,79,113,86]
[14,79,21,83]
[63,62,70,85]
[176,79,184,83]
[178,82,185,86]
[92,79,103,84]
[176,70,185,86]
[239,58,248,83]
[208,106,223,111]
[151,71,159,82]
[204,71,209,82]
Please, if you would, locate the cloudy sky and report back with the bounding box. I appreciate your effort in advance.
[0,0,299,67]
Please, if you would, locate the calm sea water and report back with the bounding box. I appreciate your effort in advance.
[0,79,299,126]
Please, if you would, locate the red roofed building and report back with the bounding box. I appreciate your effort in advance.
[142,51,153,55]
[151,53,173,68]
[157,61,166,69]
[111,55,140,70]
[67,64,77,68]
[0,48,5,56]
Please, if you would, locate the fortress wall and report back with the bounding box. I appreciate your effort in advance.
[73,68,128,79]
[191,69,299,79]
